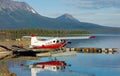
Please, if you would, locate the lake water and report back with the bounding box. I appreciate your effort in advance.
[3,34,120,76]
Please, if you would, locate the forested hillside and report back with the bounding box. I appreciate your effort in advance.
[0,29,90,39]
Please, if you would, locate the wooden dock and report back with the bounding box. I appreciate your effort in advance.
[64,47,118,54]
[36,50,76,57]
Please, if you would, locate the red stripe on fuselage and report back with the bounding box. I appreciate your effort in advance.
[32,43,65,49]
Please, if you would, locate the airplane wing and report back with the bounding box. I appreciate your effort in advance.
[22,35,95,40]
[56,36,95,40]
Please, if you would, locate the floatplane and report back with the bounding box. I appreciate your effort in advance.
[23,34,96,52]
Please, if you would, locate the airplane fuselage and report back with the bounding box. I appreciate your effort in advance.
[30,38,66,49]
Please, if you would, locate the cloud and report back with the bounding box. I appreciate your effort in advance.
[67,0,120,9]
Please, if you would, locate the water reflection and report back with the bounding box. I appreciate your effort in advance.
[19,57,94,76]
[6,52,120,76]
[29,60,66,76]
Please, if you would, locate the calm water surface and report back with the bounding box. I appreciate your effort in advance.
[5,35,120,76]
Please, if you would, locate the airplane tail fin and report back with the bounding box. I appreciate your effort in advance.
[31,34,38,45]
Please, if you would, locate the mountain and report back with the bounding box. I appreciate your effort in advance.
[56,14,120,34]
[0,0,53,29]
[56,13,80,23]
[0,0,120,34]
[0,0,37,13]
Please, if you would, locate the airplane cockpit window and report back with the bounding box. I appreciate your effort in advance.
[57,40,59,43]
[57,66,60,70]
[61,40,64,43]
[53,40,56,43]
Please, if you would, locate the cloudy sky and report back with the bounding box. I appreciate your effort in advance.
[15,0,120,27]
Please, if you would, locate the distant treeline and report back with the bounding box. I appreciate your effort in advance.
[0,29,91,39]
